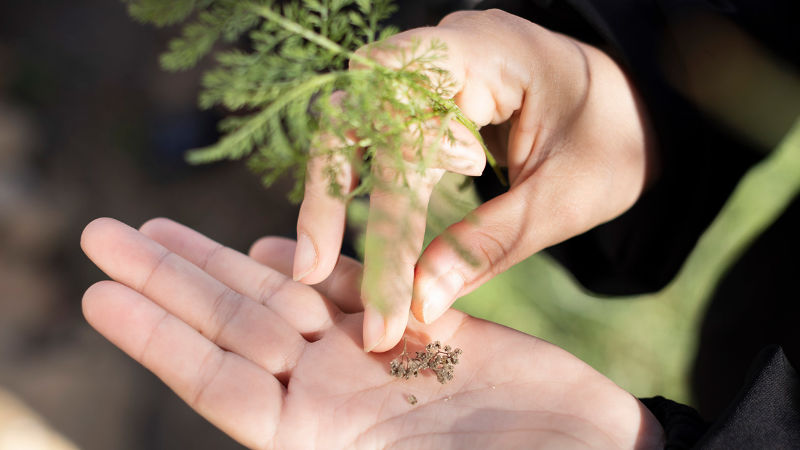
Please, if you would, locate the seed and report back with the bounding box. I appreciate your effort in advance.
[389,338,462,385]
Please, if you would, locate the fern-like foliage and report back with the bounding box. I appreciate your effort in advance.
[125,0,501,205]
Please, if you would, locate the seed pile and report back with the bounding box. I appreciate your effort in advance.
[389,340,462,384]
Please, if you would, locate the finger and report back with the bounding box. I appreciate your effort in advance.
[422,116,487,177]
[294,150,355,284]
[361,161,445,353]
[139,218,341,337]
[412,174,596,324]
[354,41,484,177]
[294,91,358,285]
[83,280,281,449]
[352,31,485,176]
[248,237,297,276]
[248,236,364,313]
[351,28,466,95]
[81,218,306,375]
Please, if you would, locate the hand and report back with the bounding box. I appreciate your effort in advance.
[81,218,663,449]
[295,9,656,352]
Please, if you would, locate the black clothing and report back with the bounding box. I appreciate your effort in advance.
[643,347,800,449]
[473,0,800,447]
[639,396,709,449]
[640,347,800,449]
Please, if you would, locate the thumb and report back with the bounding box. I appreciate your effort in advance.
[411,182,591,324]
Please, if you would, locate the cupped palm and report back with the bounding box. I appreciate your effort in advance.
[81,217,662,449]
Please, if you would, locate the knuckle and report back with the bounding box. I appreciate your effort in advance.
[554,199,590,235]
[474,229,512,277]
[300,182,334,203]
[204,287,245,342]
[351,42,397,69]
[305,154,354,195]
[199,243,224,271]
[483,8,510,19]
[139,249,171,294]
[138,310,170,365]
[190,348,224,408]
[439,9,507,28]
[372,159,402,182]
[438,10,477,26]
[256,274,291,309]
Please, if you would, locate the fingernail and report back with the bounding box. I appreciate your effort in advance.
[421,270,464,324]
[293,231,318,282]
[363,304,386,352]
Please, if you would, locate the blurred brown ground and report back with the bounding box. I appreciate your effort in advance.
[0,1,465,448]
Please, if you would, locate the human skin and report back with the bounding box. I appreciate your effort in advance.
[294,9,656,353]
[81,217,663,449]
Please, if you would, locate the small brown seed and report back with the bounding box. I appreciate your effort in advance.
[389,338,462,385]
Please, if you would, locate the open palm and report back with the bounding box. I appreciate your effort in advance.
[81,218,662,449]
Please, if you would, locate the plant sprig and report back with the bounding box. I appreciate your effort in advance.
[125,0,504,204]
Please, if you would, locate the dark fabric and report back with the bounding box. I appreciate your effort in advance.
[640,347,800,449]
[639,396,709,449]
[471,0,800,447]
[696,346,800,449]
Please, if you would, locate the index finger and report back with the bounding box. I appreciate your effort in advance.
[361,160,445,353]
[294,91,358,285]
[294,148,355,284]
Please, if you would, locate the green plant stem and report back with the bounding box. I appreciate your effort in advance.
[251,4,376,68]
[447,100,507,186]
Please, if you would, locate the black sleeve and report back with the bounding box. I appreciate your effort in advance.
[472,0,799,295]
[640,346,800,449]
